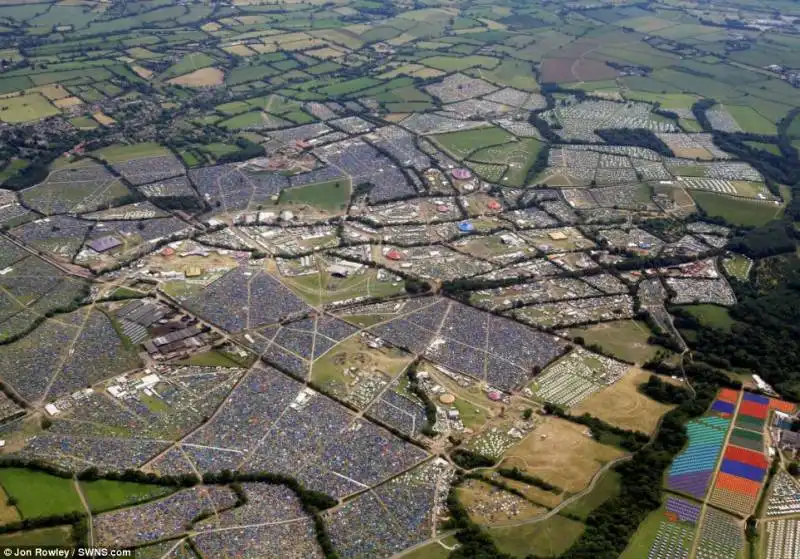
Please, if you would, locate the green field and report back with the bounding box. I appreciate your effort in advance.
[0,526,73,548]
[727,105,776,135]
[420,55,499,72]
[679,304,735,332]
[0,469,83,518]
[278,180,351,212]
[620,501,696,559]
[93,142,171,162]
[561,470,622,520]
[162,53,217,79]
[0,93,59,123]
[489,515,585,557]
[468,138,544,187]
[79,480,174,513]
[568,320,660,364]
[473,59,539,91]
[690,190,782,227]
[723,255,751,281]
[177,349,244,368]
[431,127,516,160]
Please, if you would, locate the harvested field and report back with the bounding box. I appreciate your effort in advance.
[131,65,153,79]
[168,67,225,87]
[540,57,619,83]
[92,112,115,126]
[53,96,82,108]
[500,417,625,493]
[572,368,677,434]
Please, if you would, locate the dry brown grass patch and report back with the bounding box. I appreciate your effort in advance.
[168,67,225,87]
[54,96,82,108]
[571,368,677,434]
[501,417,624,493]
[457,479,547,526]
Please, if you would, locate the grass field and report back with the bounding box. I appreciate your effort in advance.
[0,469,83,518]
[723,255,752,281]
[431,126,515,160]
[0,93,59,123]
[727,105,777,135]
[0,526,73,548]
[93,142,171,163]
[420,55,499,72]
[79,480,173,513]
[501,417,625,494]
[561,470,621,521]
[162,52,216,79]
[468,138,544,187]
[572,368,677,434]
[177,349,244,368]
[278,179,351,212]
[620,501,695,559]
[690,190,782,227]
[678,304,736,331]
[489,514,585,557]
[568,320,659,364]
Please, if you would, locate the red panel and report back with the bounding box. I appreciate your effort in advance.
[718,388,738,403]
[724,446,769,469]
[738,401,768,420]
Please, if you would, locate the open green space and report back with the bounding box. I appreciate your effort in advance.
[561,470,622,520]
[678,304,735,332]
[0,93,59,123]
[690,190,782,227]
[79,480,174,513]
[489,514,585,557]
[468,138,544,187]
[430,127,515,160]
[278,179,351,212]
[568,320,660,364]
[0,526,73,548]
[92,142,171,163]
[0,469,83,518]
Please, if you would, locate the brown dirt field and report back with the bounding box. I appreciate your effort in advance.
[92,112,115,126]
[37,84,70,100]
[501,417,625,493]
[225,44,257,57]
[671,146,713,160]
[131,65,153,79]
[306,46,346,59]
[0,488,19,524]
[458,479,547,526]
[54,96,83,108]
[168,67,225,87]
[572,59,619,82]
[571,368,677,434]
[540,58,576,83]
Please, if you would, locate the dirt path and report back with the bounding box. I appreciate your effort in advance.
[73,478,94,547]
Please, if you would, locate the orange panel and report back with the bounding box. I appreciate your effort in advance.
[770,399,797,413]
[715,472,761,496]
[718,388,739,403]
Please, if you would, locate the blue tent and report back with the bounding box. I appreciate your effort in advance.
[458,221,474,233]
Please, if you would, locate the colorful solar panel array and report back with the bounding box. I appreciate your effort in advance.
[666,415,730,499]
